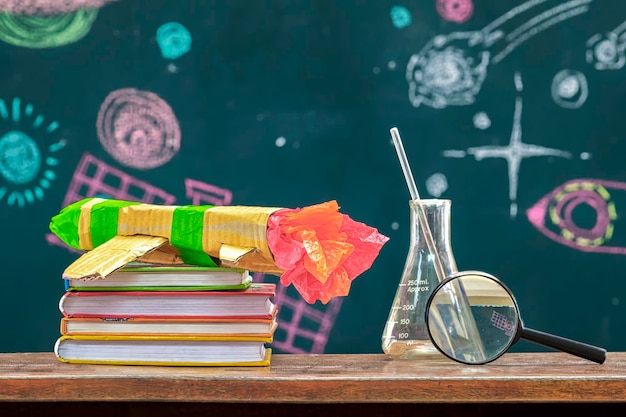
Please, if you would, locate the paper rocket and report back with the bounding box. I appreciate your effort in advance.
[49,197,389,304]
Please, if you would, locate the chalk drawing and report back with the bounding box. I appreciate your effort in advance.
[96,88,181,170]
[0,9,99,48]
[426,173,449,197]
[586,18,626,70]
[390,5,412,29]
[436,0,474,24]
[443,72,573,218]
[156,22,192,60]
[407,0,593,108]
[0,97,66,207]
[0,0,118,15]
[551,69,588,108]
[257,272,343,354]
[184,178,232,206]
[527,179,626,254]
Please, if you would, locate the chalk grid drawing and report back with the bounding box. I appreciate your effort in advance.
[527,179,626,254]
[443,72,574,218]
[407,0,593,108]
[255,272,343,354]
[46,152,341,353]
[586,18,626,70]
[0,97,66,207]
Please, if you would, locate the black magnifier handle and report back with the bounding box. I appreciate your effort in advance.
[520,327,607,364]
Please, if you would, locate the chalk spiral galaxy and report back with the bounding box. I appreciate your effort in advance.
[0,8,98,48]
[96,88,181,170]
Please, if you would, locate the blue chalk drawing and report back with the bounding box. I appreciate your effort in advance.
[0,97,66,207]
[390,5,412,29]
[156,22,192,60]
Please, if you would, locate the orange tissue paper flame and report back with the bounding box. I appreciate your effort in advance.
[267,201,390,304]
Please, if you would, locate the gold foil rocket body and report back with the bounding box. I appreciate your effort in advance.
[117,204,177,239]
[203,205,284,274]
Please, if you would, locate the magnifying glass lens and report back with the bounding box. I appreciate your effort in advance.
[426,272,519,364]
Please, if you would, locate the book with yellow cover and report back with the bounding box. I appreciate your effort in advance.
[60,311,278,337]
[53,334,273,366]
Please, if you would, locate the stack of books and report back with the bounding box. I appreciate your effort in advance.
[53,264,278,366]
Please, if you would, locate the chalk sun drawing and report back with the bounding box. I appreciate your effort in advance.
[0,97,66,207]
[586,18,626,71]
[96,88,181,170]
[436,0,474,24]
[156,22,192,60]
[527,179,626,254]
[442,72,574,218]
[0,8,99,49]
[407,0,593,108]
[0,0,119,15]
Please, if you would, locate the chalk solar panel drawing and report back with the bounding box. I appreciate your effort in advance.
[586,18,626,70]
[0,97,67,208]
[184,178,233,206]
[257,273,342,354]
[45,152,176,250]
[406,0,593,108]
[443,72,575,219]
[527,179,626,254]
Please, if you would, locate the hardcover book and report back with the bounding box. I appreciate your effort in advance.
[60,312,278,337]
[64,265,253,292]
[54,334,273,366]
[58,283,277,319]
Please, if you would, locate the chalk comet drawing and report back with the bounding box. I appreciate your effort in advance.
[443,73,575,218]
[96,88,181,170]
[586,18,626,70]
[0,97,66,207]
[407,0,593,108]
[527,179,626,254]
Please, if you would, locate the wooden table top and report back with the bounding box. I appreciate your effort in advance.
[1,352,625,403]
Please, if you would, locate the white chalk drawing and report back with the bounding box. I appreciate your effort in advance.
[407,0,593,108]
[551,69,588,108]
[586,18,626,70]
[443,72,575,218]
[473,111,492,129]
[426,173,449,197]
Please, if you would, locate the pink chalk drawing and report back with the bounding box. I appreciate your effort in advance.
[0,0,119,15]
[184,178,232,206]
[527,179,626,254]
[46,152,176,250]
[436,0,473,23]
[96,88,181,171]
[256,272,343,353]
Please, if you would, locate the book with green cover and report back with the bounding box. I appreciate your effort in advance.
[64,264,253,291]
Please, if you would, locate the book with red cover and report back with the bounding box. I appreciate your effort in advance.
[59,283,276,319]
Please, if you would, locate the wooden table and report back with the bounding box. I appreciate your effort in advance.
[1,352,625,416]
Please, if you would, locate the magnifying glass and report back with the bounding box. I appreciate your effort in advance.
[425,270,607,365]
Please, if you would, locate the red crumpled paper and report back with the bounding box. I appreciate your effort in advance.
[266,200,389,304]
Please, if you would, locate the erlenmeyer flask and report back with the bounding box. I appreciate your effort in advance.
[382,199,458,359]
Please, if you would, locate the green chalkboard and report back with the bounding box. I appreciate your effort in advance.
[1,0,624,356]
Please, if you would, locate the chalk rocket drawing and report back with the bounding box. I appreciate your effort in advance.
[443,73,573,218]
[527,179,626,254]
[0,97,66,207]
[407,0,593,108]
[586,18,626,70]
